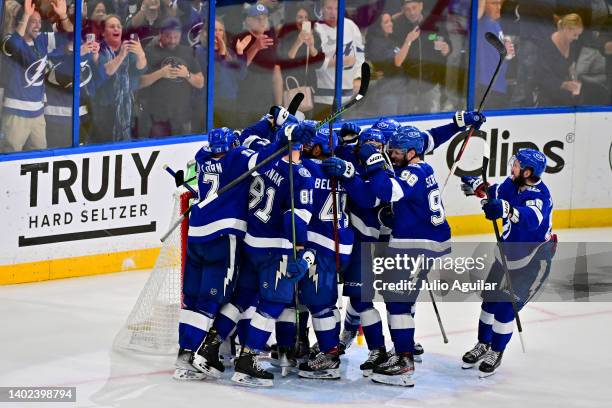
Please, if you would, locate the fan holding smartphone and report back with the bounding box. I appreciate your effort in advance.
[277,3,325,114]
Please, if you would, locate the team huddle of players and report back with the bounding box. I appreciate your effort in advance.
[173,105,554,388]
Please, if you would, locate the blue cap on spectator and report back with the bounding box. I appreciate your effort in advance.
[246,3,269,17]
[160,17,182,32]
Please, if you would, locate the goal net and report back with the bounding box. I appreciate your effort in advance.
[113,188,194,355]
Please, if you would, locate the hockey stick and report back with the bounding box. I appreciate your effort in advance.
[329,105,341,275]
[319,63,371,129]
[481,142,526,353]
[285,130,298,377]
[439,32,507,196]
[329,63,371,273]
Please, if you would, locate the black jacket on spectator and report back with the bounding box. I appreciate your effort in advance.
[140,42,202,124]
[534,36,576,106]
[366,25,402,79]
[391,14,450,91]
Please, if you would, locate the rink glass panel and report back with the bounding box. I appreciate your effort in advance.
[342,0,472,118]
[473,0,612,109]
[213,0,338,127]
[79,0,210,145]
[0,0,75,153]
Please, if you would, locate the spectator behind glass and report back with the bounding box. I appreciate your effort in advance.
[84,0,108,40]
[510,0,556,107]
[138,17,204,138]
[259,0,286,34]
[392,0,451,113]
[277,2,325,118]
[475,0,514,109]
[195,18,248,129]
[3,0,23,36]
[534,13,584,107]
[313,0,364,120]
[91,14,147,143]
[444,0,470,110]
[126,0,166,48]
[45,32,105,147]
[176,0,207,47]
[1,0,74,153]
[232,3,282,128]
[363,12,406,116]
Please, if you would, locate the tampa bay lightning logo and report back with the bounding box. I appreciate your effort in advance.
[298,167,311,177]
[188,22,204,47]
[377,122,389,129]
[319,127,330,135]
[24,56,48,88]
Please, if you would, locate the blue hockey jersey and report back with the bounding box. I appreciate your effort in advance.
[2,32,68,117]
[368,161,451,254]
[188,142,281,243]
[244,158,314,256]
[302,158,354,262]
[490,177,553,244]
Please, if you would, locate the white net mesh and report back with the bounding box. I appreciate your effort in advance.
[113,189,192,355]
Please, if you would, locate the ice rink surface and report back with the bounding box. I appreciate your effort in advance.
[1,228,611,408]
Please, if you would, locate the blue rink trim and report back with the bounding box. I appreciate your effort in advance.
[219,347,499,402]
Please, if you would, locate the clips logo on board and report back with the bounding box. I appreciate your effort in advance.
[446,128,565,178]
[18,151,159,247]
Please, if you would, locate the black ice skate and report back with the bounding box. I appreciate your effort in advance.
[298,347,341,379]
[359,346,388,377]
[231,349,274,387]
[370,352,415,387]
[462,342,491,369]
[478,349,503,378]
[173,348,207,381]
[192,328,225,379]
[338,329,357,355]
[413,342,424,363]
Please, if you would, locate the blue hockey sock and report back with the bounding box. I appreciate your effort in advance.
[386,302,414,353]
[310,305,339,352]
[343,298,361,332]
[275,307,297,348]
[478,302,496,345]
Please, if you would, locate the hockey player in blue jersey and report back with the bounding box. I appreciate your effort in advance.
[227,125,315,387]
[357,127,452,387]
[460,148,555,377]
[293,126,353,379]
[175,124,312,380]
[323,112,486,374]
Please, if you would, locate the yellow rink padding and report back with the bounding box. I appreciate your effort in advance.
[1,207,611,285]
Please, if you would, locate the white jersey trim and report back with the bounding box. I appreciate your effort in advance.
[188,218,247,238]
[390,179,404,202]
[244,233,293,250]
[350,213,380,239]
[307,231,353,255]
[4,97,44,111]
